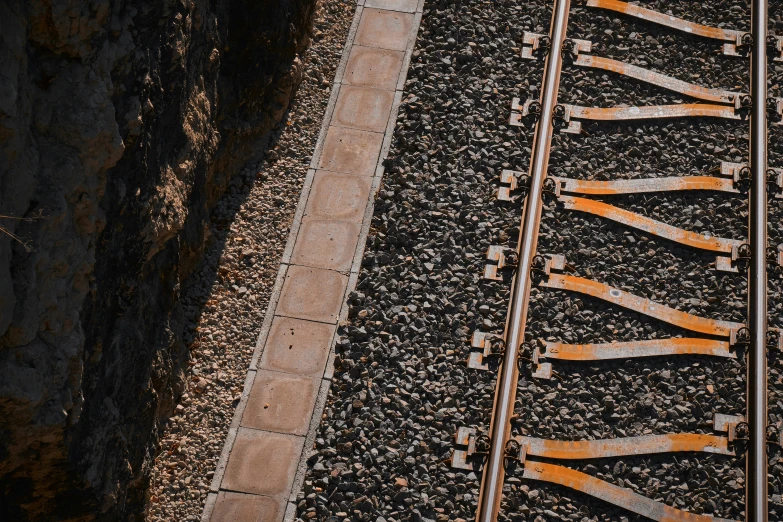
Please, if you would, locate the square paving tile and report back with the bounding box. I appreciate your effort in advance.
[355,8,414,51]
[332,85,395,133]
[364,0,418,12]
[210,491,284,522]
[259,317,335,377]
[276,265,348,323]
[290,220,361,271]
[221,428,303,496]
[344,45,404,90]
[317,126,383,175]
[241,370,320,435]
[304,171,373,223]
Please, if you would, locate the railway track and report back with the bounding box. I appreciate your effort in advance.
[452,0,782,520]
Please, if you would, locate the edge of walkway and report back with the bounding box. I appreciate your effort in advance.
[201,1,425,520]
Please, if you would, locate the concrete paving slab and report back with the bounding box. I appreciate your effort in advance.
[241,371,320,436]
[276,265,348,323]
[364,0,418,12]
[290,220,361,272]
[210,492,284,522]
[303,171,373,223]
[317,126,383,175]
[355,8,415,51]
[258,317,335,377]
[221,429,303,497]
[332,85,395,133]
[343,45,405,90]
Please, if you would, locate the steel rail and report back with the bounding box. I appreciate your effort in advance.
[553,175,739,195]
[747,0,768,519]
[573,54,740,105]
[475,0,571,520]
[585,0,743,42]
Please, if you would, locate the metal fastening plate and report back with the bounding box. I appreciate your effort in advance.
[546,253,566,272]
[714,413,745,434]
[531,361,552,379]
[771,98,783,125]
[770,167,783,198]
[451,427,478,470]
[565,37,593,56]
[721,161,746,179]
[520,32,545,60]
[509,97,531,127]
[715,256,738,273]
[773,35,783,62]
[769,328,783,352]
[498,169,522,201]
[511,97,533,115]
[483,245,506,281]
[723,32,751,58]
[468,331,498,370]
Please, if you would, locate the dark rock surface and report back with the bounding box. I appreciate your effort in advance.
[0,0,315,520]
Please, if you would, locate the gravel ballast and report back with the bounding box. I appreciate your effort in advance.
[296,0,783,521]
[145,2,355,520]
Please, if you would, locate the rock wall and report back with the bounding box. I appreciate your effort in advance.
[0,0,315,519]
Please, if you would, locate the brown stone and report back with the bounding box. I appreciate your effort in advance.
[290,220,361,271]
[259,317,335,377]
[332,85,395,133]
[355,8,414,52]
[241,370,320,435]
[276,265,348,323]
[221,428,303,496]
[317,126,383,175]
[210,491,284,522]
[304,171,373,221]
[343,46,404,90]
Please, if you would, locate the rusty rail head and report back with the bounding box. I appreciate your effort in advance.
[522,460,739,522]
[543,337,735,361]
[539,271,744,337]
[585,0,744,42]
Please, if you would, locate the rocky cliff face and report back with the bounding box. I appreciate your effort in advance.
[0,0,315,519]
